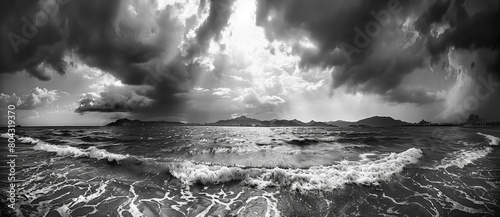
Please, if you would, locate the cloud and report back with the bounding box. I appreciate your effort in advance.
[256,0,412,66]
[413,0,500,120]
[0,87,67,110]
[417,0,500,70]
[185,0,234,58]
[2,0,499,123]
[254,0,434,103]
[234,88,286,116]
[75,89,154,113]
[212,87,231,97]
[0,0,67,78]
[384,87,444,105]
[75,74,155,114]
[255,0,500,114]
[440,48,500,121]
[0,0,240,117]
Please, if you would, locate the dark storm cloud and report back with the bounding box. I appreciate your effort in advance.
[256,0,499,107]
[186,0,234,58]
[256,0,410,66]
[332,46,426,98]
[414,0,451,34]
[60,0,184,85]
[1,0,234,116]
[255,0,436,104]
[384,87,443,105]
[417,0,500,70]
[0,0,67,79]
[414,0,500,119]
[25,67,51,81]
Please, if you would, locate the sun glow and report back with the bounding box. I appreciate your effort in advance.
[222,0,267,55]
[189,0,332,120]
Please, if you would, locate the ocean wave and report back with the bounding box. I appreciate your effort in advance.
[12,134,423,192]
[12,134,128,162]
[33,142,128,162]
[339,132,381,137]
[1,133,41,144]
[188,145,258,155]
[477,132,499,146]
[336,137,379,144]
[167,148,423,192]
[433,133,497,169]
[18,136,40,144]
[436,147,493,169]
[285,139,319,146]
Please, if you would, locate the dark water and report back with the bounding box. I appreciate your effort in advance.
[0,126,499,216]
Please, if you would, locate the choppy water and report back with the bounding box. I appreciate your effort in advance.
[0,126,499,216]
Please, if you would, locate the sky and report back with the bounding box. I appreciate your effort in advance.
[1,0,499,126]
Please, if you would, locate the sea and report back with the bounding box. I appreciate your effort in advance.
[0,126,499,217]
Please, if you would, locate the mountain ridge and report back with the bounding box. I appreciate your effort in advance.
[106,116,410,127]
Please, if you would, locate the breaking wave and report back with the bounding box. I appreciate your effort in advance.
[436,133,498,169]
[33,143,128,162]
[436,147,493,169]
[477,132,499,146]
[167,148,423,192]
[1,133,13,138]
[15,134,423,192]
[14,135,128,162]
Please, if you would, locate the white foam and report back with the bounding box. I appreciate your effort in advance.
[18,136,40,144]
[437,147,492,169]
[358,152,378,162]
[1,133,41,144]
[21,136,128,162]
[168,148,423,192]
[434,133,498,169]
[0,133,12,138]
[477,132,499,146]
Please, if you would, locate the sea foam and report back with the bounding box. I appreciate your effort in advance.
[167,148,423,192]
[436,147,493,169]
[435,132,498,169]
[13,135,128,162]
[2,133,41,144]
[477,132,499,146]
[33,142,127,162]
[1,133,14,139]
[14,134,423,192]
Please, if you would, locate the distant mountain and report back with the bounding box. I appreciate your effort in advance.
[106,118,184,126]
[327,120,355,127]
[328,116,409,127]
[212,116,337,127]
[348,124,371,128]
[106,116,409,127]
[355,116,409,127]
[215,116,262,126]
[270,119,303,126]
[213,116,409,127]
[306,120,332,127]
